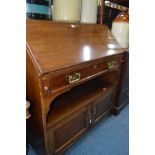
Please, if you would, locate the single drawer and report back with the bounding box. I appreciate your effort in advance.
[42,54,122,94]
[50,63,107,91]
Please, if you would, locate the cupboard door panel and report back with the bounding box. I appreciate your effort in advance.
[53,106,90,154]
[93,91,113,124]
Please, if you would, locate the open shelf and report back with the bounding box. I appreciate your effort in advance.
[47,78,114,128]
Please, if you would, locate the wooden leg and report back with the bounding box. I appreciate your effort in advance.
[45,128,55,155]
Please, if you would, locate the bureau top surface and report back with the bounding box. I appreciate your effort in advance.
[26,20,124,75]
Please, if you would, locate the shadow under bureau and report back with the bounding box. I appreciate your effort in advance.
[26,20,124,155]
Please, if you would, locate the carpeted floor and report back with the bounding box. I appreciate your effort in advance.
[27,105,129,155]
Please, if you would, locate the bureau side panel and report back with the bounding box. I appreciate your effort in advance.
[26,47,45,145]
[114,52,129,114]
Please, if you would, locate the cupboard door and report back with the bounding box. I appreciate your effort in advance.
[92,91,113,125]
[53,105,90,154]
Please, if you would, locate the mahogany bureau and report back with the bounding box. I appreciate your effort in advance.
[26,20,124,155]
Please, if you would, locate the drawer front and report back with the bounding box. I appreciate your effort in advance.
[51,63,107,90]
[48,55,122,92]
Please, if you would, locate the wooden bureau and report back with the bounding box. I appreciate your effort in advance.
[26,20,124,155]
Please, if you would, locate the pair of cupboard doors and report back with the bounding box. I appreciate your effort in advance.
[48,90,114,155]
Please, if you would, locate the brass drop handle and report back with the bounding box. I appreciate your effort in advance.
[67,73,81,84]
[107,61,117,69]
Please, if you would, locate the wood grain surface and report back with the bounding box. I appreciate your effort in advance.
[27,20,123,75]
